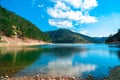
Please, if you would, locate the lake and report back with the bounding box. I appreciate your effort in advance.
[0,44,120,78]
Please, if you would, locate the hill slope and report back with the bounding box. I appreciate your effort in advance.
[0,6,50,42]
[46,29,107,43]
[106,30,120,43]
[92,37,107,43]
[46,29,92,43]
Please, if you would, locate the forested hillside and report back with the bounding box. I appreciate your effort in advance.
[46,29,91,43]
[106,29,120,43]
[46,29,107,43]
[0,6,50,42]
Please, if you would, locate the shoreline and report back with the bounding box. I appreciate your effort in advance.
[0,42,48,47]
[0,36,50,47]
[104,65,120,80]
[1,66,120,80]
[0,75,78,80]
[1,65,120,80]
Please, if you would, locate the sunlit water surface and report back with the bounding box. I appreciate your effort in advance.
[0,44,120,78]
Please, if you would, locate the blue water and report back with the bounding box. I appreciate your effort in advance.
[15,44,120,78]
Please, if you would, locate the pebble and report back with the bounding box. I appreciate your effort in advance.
[0,75,83,80]
[1,76,4,79]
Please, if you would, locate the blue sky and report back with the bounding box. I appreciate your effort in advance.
[0,0,120,37]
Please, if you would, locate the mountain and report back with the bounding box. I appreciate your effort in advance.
[106,30,120,43]
[92,37,107,43]
[46,29,92,43]
[46,29,107,43]
[0,6,50,42]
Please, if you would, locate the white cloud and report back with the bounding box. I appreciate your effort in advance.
[79,28,88,35]
[49,19,73,28]
[47,0,98,28]
[80,15,98,23]
[82,0,98,10]
[47,8,82,20]
[55,1,70,10]
[62,0,98,10]
[62,0,82,8]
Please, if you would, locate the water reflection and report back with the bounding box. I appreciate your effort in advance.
[108,44,120,60]
[47,59,97,77]
[1,44,120,78]
[44,46,87,58]
[15,59,97,77]
[0,47,43,77]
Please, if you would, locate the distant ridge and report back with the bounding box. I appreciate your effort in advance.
[0,6,50,42]
[46,29,107,43]
[106,29,120,43]
[46,29,89,43]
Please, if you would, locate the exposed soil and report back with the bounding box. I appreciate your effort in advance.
[0,36,48,47]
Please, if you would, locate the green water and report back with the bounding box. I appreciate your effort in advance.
[0,47,44,76]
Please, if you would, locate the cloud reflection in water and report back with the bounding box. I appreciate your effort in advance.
[15,59,97,77]
[47,59,97,77]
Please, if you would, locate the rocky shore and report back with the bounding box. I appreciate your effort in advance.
[104,66,120,80]
[0,75,80,80]
[1,66,120,80]
[0,74,97,80]
[2,74,103,80]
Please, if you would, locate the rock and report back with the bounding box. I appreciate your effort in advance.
[5,74,9,78]
[72,77,75,80]
[1,76,4,79]
[88,74,93,80]
[36,75,39,78]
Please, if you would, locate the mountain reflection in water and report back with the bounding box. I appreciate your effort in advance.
[0,47,44,77]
